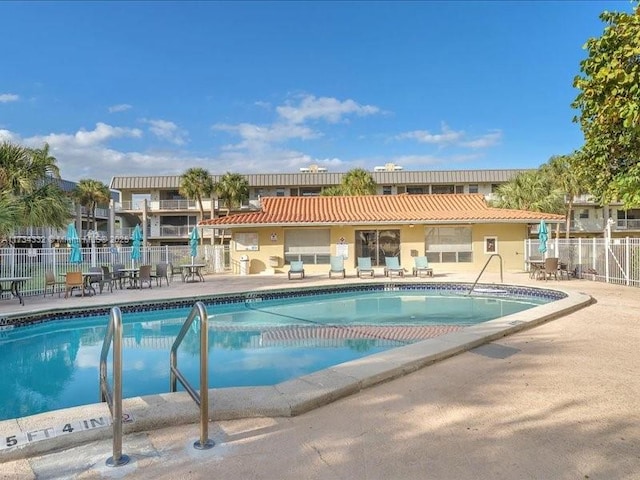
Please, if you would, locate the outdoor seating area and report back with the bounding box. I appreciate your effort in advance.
[356,257,375,278]
[412,256,433,277]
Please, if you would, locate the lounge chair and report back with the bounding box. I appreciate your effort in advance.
[384,256,404,277]
[329,255,346,278]
[288,261,305,279]
[412,256,433,277]
[44,270,65,297]
[357,257,375,278]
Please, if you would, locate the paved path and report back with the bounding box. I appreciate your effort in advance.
[2,272,639,479]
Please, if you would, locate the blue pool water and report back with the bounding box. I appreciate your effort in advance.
[0,287,554,420]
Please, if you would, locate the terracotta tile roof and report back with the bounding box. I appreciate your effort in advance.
[199,194,565,227]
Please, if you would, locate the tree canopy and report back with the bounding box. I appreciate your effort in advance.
[179,167,215,220]
[214,172,249,210]
[321,168,377,196]
[572,2,640,207]
[73,179,111,231]
[0,141,71,243]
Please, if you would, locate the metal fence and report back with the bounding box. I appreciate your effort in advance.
[525,237,640,288]
[0,245,231,298]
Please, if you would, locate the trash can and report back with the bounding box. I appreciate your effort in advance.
[239,255,249,276]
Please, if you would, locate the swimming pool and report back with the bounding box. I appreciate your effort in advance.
[0,283,563,421]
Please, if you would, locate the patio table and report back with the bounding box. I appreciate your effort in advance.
[180,263,206,283]
[0,276,31,306]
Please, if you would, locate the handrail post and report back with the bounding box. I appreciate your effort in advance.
[170,301,214,450]
[99,307,130,467]
[468,254,503,295]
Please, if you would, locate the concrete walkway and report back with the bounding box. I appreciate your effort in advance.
[2,272,639,479]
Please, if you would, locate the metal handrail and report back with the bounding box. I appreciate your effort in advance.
[170,301,214,450]
[467,254,503,295]
[99,307,130,467]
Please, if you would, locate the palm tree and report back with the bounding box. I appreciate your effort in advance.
[214,172,249,245]
[179,167,215,222]
[0,141,71,245]
[320,185,344,196]
[492,170,564,213]
[73,179,111,231]
[341,168,377,195]
[541,152,588,239]
[214,172,249,211]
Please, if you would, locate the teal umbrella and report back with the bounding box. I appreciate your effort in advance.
[67,223,83,264]
[538,219,548,254]
[189,227,199,262]
[131,224,142,265]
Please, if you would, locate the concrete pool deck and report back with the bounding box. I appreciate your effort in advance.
[1,271,639,479]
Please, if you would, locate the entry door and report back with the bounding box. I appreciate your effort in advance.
[355,230,400,266]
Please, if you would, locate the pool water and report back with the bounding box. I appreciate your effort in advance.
[0,290,548,420]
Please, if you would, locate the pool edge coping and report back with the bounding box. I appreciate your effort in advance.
[0,284,594,462]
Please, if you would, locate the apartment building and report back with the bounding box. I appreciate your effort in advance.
[107,164,640,246]
[10,177,119,248]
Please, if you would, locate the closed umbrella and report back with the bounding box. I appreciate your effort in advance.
[189,227,199,264]
[67,223,83,265]
[131,224,142,266]
[538,219,548,255]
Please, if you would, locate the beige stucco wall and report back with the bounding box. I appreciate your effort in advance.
[230,223,531,276]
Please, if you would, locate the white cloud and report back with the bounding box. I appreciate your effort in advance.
[0,93,19,103]
[276,95,380,124]
[461,130,502,148]
[214,122,318,150]
[396,123,464,145]
[26,122,142,148]
[142,119,188,146]
[108,103,132,113]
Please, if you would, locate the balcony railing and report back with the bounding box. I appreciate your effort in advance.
[615,219,640,230]
[158,225,193,237]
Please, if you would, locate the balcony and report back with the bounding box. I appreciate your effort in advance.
[116,199,218,212]
[615,219,640,231]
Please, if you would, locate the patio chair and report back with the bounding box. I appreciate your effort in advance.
[44,270,65,297]
[138,265,153,289]
[112,263,127,289]
[288,261,305,280]
[329,255,346,278]
[101,266,116,293]
[536,257,559,281]
[412,256,433,277]
[357,257,375,278]
[153,262,170,287]
[169,263,184,283]
[87,267,104,294]
[384,257,404,277]
[64,271,84,298]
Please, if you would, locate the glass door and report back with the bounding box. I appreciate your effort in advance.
[355,229,400,266]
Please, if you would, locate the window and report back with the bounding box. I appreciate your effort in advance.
[455,185,464,194]
[579,209,589,219]
[468,184,479,194]
[290,188,299,197]
[407,186,427,194]
[484,236,498,254]
[397,186,406,194]
[355,229,401,266]
[425,226,472,263]
[432,185,455,194]
[284,229,330,264]
[383,185,392,195]
[276,188,285,197]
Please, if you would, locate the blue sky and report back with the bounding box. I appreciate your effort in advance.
[0,1,633,184]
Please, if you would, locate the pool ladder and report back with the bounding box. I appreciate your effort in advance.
[99,307,130,467]
[170,301,214,450]
[468,254,503,295]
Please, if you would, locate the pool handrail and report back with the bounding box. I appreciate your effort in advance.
[468,254,504,295]
[99,306,130,467]
[169,301,214,450]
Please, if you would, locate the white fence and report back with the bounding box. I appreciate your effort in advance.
[0,245,231,299]
[525,237,640,287]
